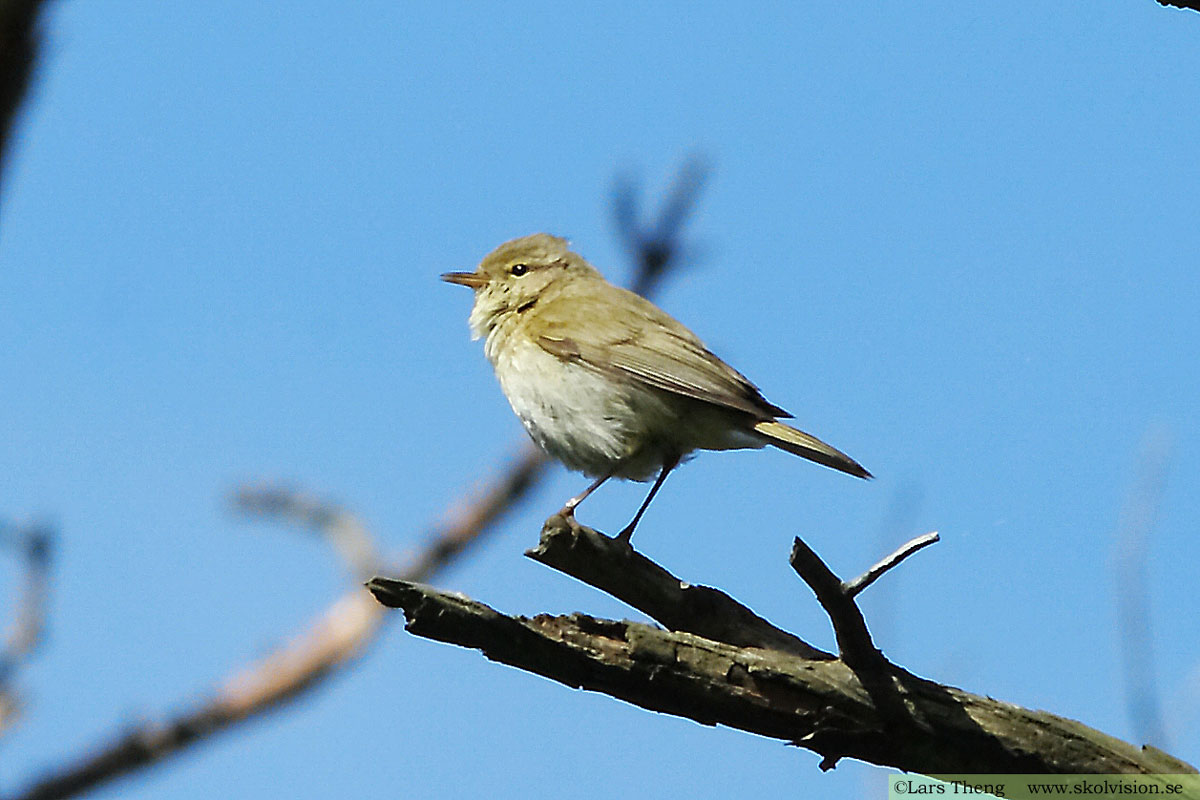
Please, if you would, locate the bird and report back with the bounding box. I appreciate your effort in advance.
[442,233,870,542]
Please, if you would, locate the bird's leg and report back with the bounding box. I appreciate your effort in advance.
[558,470,614,531]
[616,453,681,544]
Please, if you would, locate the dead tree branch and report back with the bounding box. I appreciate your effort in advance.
[527,517,827,659]
[843,531,939,598]
[788,535,915,732]
[369,521,1197,777]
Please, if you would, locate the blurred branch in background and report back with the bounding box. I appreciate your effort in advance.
[1112,427,1172,751]
[9,490,385,800]
[614,154,710,297]
[0,0,50,200]
[233,486,382,581]
[7,159,708,800]
[0,520,53,736]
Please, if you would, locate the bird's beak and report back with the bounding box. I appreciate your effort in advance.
[441,271,487,288]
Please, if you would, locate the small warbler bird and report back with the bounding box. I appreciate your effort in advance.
[442,233,871,542]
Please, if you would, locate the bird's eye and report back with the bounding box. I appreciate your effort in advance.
[510,263,529,276]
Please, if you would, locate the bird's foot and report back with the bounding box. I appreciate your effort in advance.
[552,506,585,534]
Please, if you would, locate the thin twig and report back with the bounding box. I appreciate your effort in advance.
[843,531,939,598]
[15,589,386,800]
[232,484,381,580]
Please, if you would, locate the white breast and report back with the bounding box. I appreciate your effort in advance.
[480,312,764,481]
[486,324,673,481]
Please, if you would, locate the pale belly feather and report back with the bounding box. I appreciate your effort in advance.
[486,321,764,481]
[492,338,661,479]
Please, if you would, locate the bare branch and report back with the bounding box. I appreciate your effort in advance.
[15,476,533,799]
[367,576,1197,776]
[843,531,940,598]
[788,536,912,732]
[0,521,52,681]
[526,517,829,659]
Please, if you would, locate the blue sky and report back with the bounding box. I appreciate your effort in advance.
[2,3,1198,798]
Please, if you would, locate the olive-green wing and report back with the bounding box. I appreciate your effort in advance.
[533,284,790,420]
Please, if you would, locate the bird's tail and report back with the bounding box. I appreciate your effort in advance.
[753,420,872,479]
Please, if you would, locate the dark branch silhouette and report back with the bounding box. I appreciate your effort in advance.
[1156,1,1200,11]
[0,0,49,202]
[789,534,924,734]
[369,518,1197,777]
[527,517,827,659]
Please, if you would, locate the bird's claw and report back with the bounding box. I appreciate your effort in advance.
[553,507,584,534]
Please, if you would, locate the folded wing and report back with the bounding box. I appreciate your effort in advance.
[534,284,789,421]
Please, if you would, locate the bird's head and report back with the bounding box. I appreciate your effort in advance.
[442,233,599,339]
